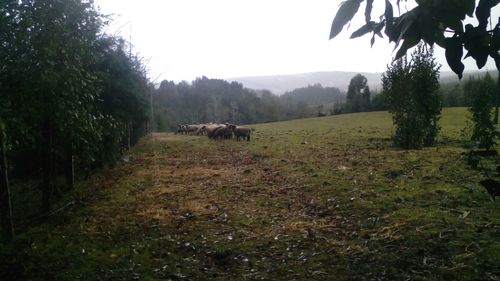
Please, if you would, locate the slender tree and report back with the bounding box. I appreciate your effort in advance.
[382,44,441,148]
[464,74,497,150]
[0,121,14,241]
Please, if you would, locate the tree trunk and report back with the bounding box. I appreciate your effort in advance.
[0,126,14,240]
[127,122,131,149]
[65,140,74,190]
[494,75,499,124]
[41,117,53,213]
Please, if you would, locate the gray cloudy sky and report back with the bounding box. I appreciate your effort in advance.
[95,0,499,83]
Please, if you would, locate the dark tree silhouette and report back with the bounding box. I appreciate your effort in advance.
[346,74,371,112]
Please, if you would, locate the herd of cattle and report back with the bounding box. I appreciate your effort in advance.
[176,123,252,141]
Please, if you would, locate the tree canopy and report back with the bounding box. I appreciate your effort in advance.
[346,74,371,112]
[0,0,150,218]
[152,78,341,131]
[329,0,500,78]
[382,44,441,148]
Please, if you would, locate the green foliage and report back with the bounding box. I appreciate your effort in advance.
[0,0,149,214]
[330,0,500,78]
[154,78,272,128]
[370,92,387,111]
[281,84,343,107]
[153,78,335,130]
[438,71,499,107]
[94,36,149,164]
[440,83,466,107]
[464,74,498,149]
[382,44,442,148]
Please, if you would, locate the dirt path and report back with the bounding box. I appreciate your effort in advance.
[138,133,305,229]
[4,112,499,281]
[73,133,349,280]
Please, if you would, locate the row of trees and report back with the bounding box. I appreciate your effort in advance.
[382,44,498,150]
[440,72,498,107]
[152,78,345,130]
[464,74,498,150]
[341,71,499,116]
[0,0,150,240]
[154,64,495,150]
[152,69,497,133]
[329,0,500,149]
[329,73,389,115]
[281,84,343,107]
[153,71,490,132]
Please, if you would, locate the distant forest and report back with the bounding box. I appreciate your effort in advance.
[152,71,497,132]
[440,71,498,107]
[152,78,345,131]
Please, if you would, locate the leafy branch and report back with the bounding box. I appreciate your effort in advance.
[330,0,500,78]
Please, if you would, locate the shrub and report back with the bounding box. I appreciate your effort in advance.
[464,74,497,150]
[382,44,441,149]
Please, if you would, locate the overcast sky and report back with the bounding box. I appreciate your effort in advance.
[95,0,499,83]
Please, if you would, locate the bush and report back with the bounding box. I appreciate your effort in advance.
[382,44,441,149]
[464,74,497,150]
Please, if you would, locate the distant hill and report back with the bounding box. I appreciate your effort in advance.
[227,71,383,95]
[227,70,499,95]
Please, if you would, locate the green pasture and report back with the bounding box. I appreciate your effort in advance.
[1,108,499,280]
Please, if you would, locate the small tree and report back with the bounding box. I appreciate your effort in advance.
[346,74,370,112]
[382,44,441,149]
[464,74,497,150]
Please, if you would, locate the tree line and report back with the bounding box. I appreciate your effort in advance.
[440,72,498,108]
[151,78,347,131]
[0,0,150,240]
[150,70,497,134]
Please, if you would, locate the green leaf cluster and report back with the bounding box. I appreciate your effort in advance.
[464,73,498,150]
[382,44,442,148]
[346,74,371,113]
[0,0,149,210]
[330,0,500,78]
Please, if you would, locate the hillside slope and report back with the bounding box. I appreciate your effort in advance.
[2,108,498,280]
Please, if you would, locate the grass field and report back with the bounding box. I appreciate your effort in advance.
[1,108,499,280]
